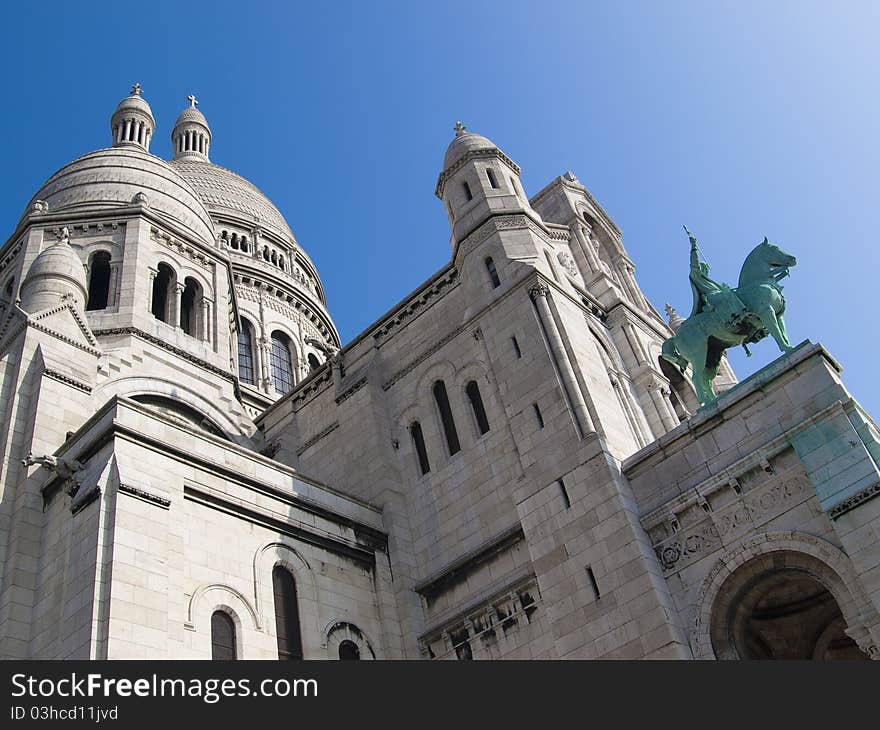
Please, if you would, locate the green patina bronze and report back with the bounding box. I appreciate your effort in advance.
[661,226,797,405]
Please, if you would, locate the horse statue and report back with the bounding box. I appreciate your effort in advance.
[660,227,797,406]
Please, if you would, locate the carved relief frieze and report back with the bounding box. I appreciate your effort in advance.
[648,460,812,575]
[150,226,213,270]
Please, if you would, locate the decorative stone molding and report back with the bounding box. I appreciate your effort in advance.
[529,283,550,300]
[382,326,465,391]
[43,368,92,393]
[828,480,880,520]
[296,421,340,455]
[118,482,171,509]
[92,327,235,383]
[435,147,521,198]
[370,268,459,342]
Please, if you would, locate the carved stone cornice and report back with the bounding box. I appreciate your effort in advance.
[370,268,459,342]
[828,480,880,520]
[435,147,521,198]
[119,482,171,509]
[382,325,465,391]
[296,421,340,455]
[529,284,550,300]
[91,326,235,383]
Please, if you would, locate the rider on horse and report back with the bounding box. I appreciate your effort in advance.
[684,226,760,354]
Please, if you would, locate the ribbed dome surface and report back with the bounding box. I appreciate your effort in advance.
[174,106,209,128]
[113,94,154,118]
[171,159,296,243]
[22,147,215,242]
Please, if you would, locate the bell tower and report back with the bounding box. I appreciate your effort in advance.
[435,122,537,249]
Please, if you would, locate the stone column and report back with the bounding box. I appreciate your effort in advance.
[147,269,157,313]
[202,299,212,344]
[571,223,601,274]
[173,282,184,329]
[530,284,595,437]
[647,379,679,431]
[123,119,131,142]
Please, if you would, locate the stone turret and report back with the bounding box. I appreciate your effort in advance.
[172,95,212,162]
[19,227,87,312]
[435,122,534,249]
[110,83,155,152]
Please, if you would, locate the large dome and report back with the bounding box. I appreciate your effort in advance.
[21,147,215,243]
[171,159,296,244]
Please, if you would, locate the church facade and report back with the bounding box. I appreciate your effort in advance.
[0,88,878,660]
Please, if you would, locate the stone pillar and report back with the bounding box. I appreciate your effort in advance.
[530,284,595,437]
[123,119,131,142]
[147,269,157,312]
[571,223,601,274]
[647,379,679,431]
[173,282,184,329]
[201,299,212,344]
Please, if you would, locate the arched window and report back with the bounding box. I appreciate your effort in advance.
[307,353,320,372]
[485,257,501,288]
[86,251,111,311]
[151,263,174,322]
[410,421,430,475]
[338,640,360,660]
[272,566,303,660]
[433,380,460,455]
[240,236,248,253]
[211,610,236,660]
[180,277,201,337]
[238,318,255,385]
[263,246,270,262]
[466,380,490,435]
[270,331,295,394]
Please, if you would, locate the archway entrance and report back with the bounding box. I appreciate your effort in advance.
[709,553,868,660]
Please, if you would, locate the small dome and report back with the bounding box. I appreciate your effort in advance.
[443,122,496,170]
[172,96,212,162]
[19,230,87,312]
[174,105,209,128]
[110,84,155,151]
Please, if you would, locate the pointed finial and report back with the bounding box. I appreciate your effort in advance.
[665,303,685,332]
[130,82,142,96]
[454,121,467,137]
[187,94,199,108]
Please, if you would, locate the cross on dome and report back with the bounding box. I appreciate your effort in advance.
[454,121,467,137]
[130,82,142,96]
[187,94,199,108]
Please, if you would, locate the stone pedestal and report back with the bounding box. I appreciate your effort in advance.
[623,341,880,659]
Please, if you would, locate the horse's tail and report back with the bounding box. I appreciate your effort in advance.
[661,335,687,373]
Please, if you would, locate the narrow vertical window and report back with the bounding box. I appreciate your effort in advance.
[485,257,501,288]
[86,251,111,311]
[510,176,519,194]
[433,380,461,455]
[533,403,545,429]
[211,610,236,660]
[270,331,294,394]
[511,336,522,358]
[466,380,490,435]
[411,421,431,475]
[273,566,303,660]
[486,168,499,189]
[237,318,255,385]
[557,478,571,509]
[586,566,601,600]
[180,277,201,337]
[338,640,360,660]
[151,263,174,322]
[462,181,473,201]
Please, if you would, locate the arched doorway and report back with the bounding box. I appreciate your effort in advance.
[708,552,868,660]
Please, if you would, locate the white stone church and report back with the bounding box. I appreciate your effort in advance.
[1,87,878,660]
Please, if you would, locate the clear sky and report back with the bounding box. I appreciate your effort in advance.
[1,2,878,413]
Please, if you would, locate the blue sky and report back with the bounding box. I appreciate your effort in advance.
[1,1,878,413]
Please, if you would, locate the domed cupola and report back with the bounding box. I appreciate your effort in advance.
[110,83,155,152]
[436,122,532,248]
[19,227,87,312]
[172,95,212,162]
